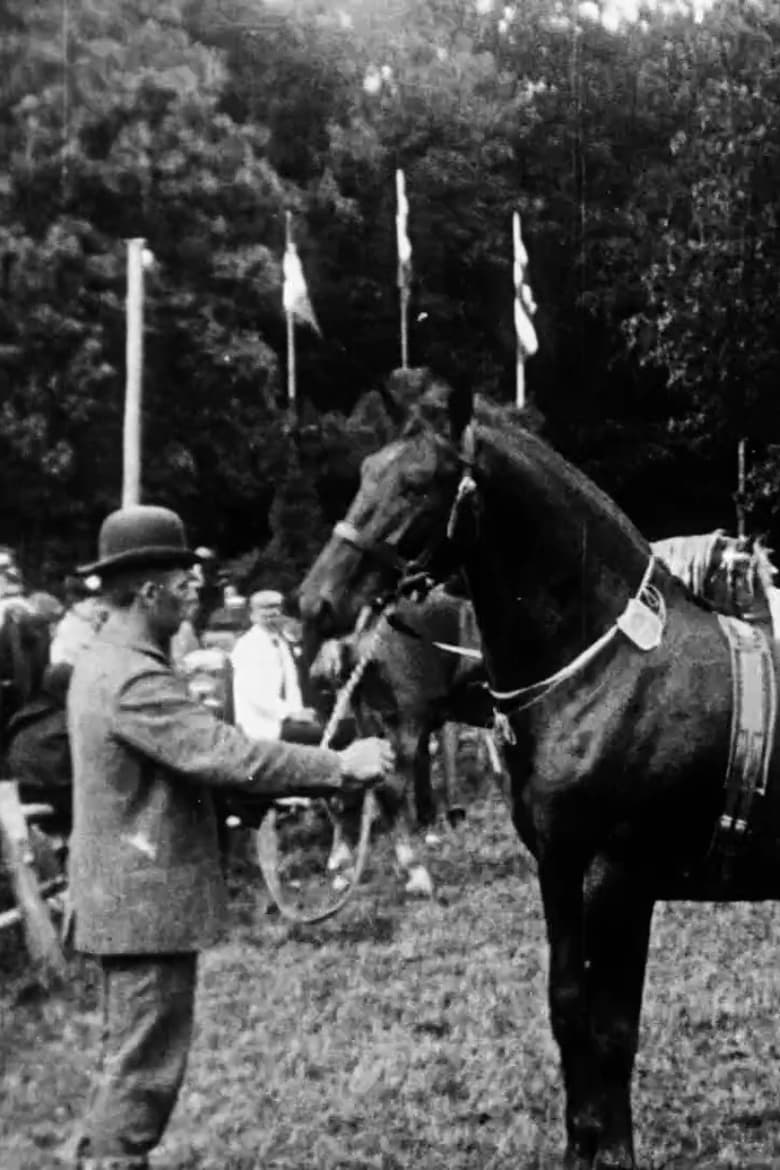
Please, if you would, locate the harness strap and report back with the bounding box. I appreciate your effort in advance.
[385,611,483,662]
[332,520,408,574]
[710,615,777,866]
[490,555,663,718]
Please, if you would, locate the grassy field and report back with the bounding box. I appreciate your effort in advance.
[3,791,780,1170]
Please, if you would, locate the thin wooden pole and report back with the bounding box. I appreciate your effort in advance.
[515,350,525,409]
[396,169,410,370]
[284,211,297,419]
[123,238,145,508]
[513,212,525,408]
[737,437,746,540]
[400,286,409,370]
[287,310,296,406]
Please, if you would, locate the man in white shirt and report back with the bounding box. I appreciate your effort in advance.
[231,589,314,741]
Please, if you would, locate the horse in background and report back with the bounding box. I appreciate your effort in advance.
[309,585,492,896]
[298,369,780,1169]
[652,529,779,628]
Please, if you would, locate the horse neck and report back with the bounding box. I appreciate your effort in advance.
[459,430,651,690]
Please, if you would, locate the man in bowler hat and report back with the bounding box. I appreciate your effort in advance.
[64,505,394,1170]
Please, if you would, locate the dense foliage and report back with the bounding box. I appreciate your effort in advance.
[1,0,778,588]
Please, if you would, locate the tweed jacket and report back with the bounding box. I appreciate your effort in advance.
[67,620,344,955]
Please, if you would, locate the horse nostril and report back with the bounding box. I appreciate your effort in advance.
[316,596,336,634]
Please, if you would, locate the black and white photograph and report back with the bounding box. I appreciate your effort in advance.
[2,1,780,1167]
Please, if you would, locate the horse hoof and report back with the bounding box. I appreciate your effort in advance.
[404,866,434,897]
[327,842,354,872]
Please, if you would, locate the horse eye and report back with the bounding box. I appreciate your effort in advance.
[402,475,430,495]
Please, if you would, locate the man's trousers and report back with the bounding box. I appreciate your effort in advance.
[73,953,198,1170]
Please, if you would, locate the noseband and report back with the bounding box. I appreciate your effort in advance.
[331,520,435,603]
[330,422,480,607]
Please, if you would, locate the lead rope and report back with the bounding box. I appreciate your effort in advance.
[256,613,389,925]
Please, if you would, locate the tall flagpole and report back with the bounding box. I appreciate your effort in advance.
[122,238,145,508]
[396,169,410,369]
[736,437,746,540]
[285,211,296,416]
[512,212,539,409]
[513,213,526,408]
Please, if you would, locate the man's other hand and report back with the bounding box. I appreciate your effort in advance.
[337,737,395,789]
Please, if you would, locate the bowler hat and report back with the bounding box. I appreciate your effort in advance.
[77,505,200,577]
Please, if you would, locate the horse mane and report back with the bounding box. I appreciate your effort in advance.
[403,374,530,440]
[403,374,650,557]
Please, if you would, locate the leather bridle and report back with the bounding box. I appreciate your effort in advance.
[331,519,437,603]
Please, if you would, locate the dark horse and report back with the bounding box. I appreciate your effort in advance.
[299,371,780,1169]
[308,585,491,894]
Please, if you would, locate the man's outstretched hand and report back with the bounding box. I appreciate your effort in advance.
[337,737,395,791]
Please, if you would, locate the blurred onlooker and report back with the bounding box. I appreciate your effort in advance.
[201,581,250,654]
[231,589,317,742]
[192,547,221,637]
[0,545,31,626]
[50,575,106,667]
[170,596,201,669]
[27,590,65,630]
[0,545,24,599]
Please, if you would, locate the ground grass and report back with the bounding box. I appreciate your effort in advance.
[3,791,780,1169]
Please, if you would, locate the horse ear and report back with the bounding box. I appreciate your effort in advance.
[382,367,430,424]
[448,381,474,442]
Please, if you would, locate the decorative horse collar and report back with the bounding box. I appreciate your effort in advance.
[491,555,667,719]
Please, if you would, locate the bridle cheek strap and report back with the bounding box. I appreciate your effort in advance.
[446,422,478,542]
[332,520,409,576]
[331,521,437,608]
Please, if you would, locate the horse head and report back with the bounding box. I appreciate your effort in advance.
[299,369,472,659]
[301,368,659,694]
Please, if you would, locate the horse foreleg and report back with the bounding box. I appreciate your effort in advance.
[439,722,466,827]
[412,726,436,828]
[584,862,653,1170]
[394,821,434,897]
[538,852,598,1169]
[326,814,354,875]
[390,740,434,897]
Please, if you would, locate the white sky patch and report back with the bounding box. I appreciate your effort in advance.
[363,67,382,94]
[578,1,601,22]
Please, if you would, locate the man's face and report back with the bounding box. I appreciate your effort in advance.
[144,568,199,643]
[252,603,284,635]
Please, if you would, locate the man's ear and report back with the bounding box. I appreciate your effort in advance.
[383,367,430,424]
[137,580,157,605]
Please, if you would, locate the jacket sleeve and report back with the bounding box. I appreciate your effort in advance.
[112,666,344,797]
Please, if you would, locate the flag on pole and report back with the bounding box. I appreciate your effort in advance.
[283,237,320,335]
[513,211,538,357]
[396,168,412,292]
